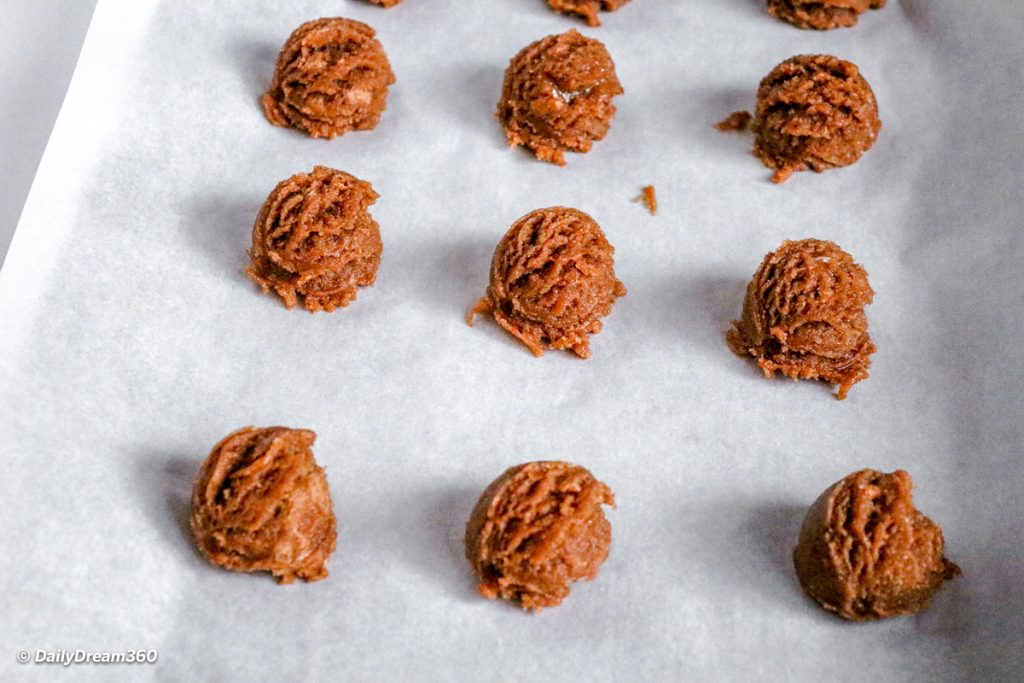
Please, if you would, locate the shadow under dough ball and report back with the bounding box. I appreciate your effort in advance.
[753,54,881,183]
[465,461,616,611]
[727,238,875,400]
[190,427,338,584]
[467,206,626,358]
[793,469,960,620]
[498,30,623,166]
[246,165,382,313]
[547,0,631,27]
[767,0,886,30]
[262,17,395,139]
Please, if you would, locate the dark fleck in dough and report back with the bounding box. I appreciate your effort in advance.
[190,427,338,584]
[753,54,881,183]
[793,469,960,620]
[465,461,615,611]
[246,166,382,313]
[498,30,623,166]
[547,0,631,27]
[727,238,875,400]
[767,0,886,30]
[467,207,626,358]
[262,17,395,139]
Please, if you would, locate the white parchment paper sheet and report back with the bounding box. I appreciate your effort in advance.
[1,0,1021,680]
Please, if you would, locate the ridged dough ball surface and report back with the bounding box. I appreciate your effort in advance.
[465,461,615,611]
[246,166,382,313]
[468,207,626,358]
[262,17,395,139]
[497,30,623,165]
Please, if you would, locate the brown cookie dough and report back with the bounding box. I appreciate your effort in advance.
[547,0,631,27]
[190,427,338,584]
[465,461,615,611]
[767,0,886,30]
[246,166,382,313]
[366,0,402,6]
[467,207,626,358]
[635,185,657,215]
[262,18,395,139]
[715,111,752,132]
[727,239,875,400]
[793,469,960,620]
[498,30,623,166]
[753,54,881,183]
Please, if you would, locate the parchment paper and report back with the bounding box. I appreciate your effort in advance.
[1,1,1021,680]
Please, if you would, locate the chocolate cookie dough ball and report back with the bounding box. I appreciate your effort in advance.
[467,207,626,358]
[246,166,382,313]
[547,0,631,27]
[465,461,615,611]
[794,469,960,620]
[498,30,623,166]
[727,239,875,399]
[190,427,338,584]
[753,55,881,183]
[767,0,886,30]
[366,0,402,6]
[262,18,395,139]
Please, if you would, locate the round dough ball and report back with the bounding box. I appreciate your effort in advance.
[190,426,338,584]
[246,165,382,313]
[465,461,615,611]
[753,54,881,183]
[498,30,623,166]
[468,207,626,358]
[547,0,631,27]
[262,17,395,139]
[726,238,875,399]
[767,0,886,30]
[793,469,960,620]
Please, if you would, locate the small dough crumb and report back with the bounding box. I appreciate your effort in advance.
[634,185,657,215]
[465,461,615,611]
[767,0,886,30]
[468,207,626,358]
[793,469,960,620]
[262,18,395,139]
[715,111,752,132]
[547,0,631,26]
[727,238,875,399]
[246,166,382,313]
[498,30,623,166]
[190,426,337,584]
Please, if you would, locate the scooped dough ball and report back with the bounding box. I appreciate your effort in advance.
[547,0,631,27]
[262,17,395,139]
[767,0,886,30]
[465,461,615,611]
[190,427,338,584]
[727,238,875,399]
[793,469,960,620]
[498,30,623,166]
[246,166,382,313]
[753,54,881,183]
[366,0,402,6]
[467,207,626,358]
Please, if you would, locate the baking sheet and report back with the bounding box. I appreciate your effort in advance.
[1,0,1021,680]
